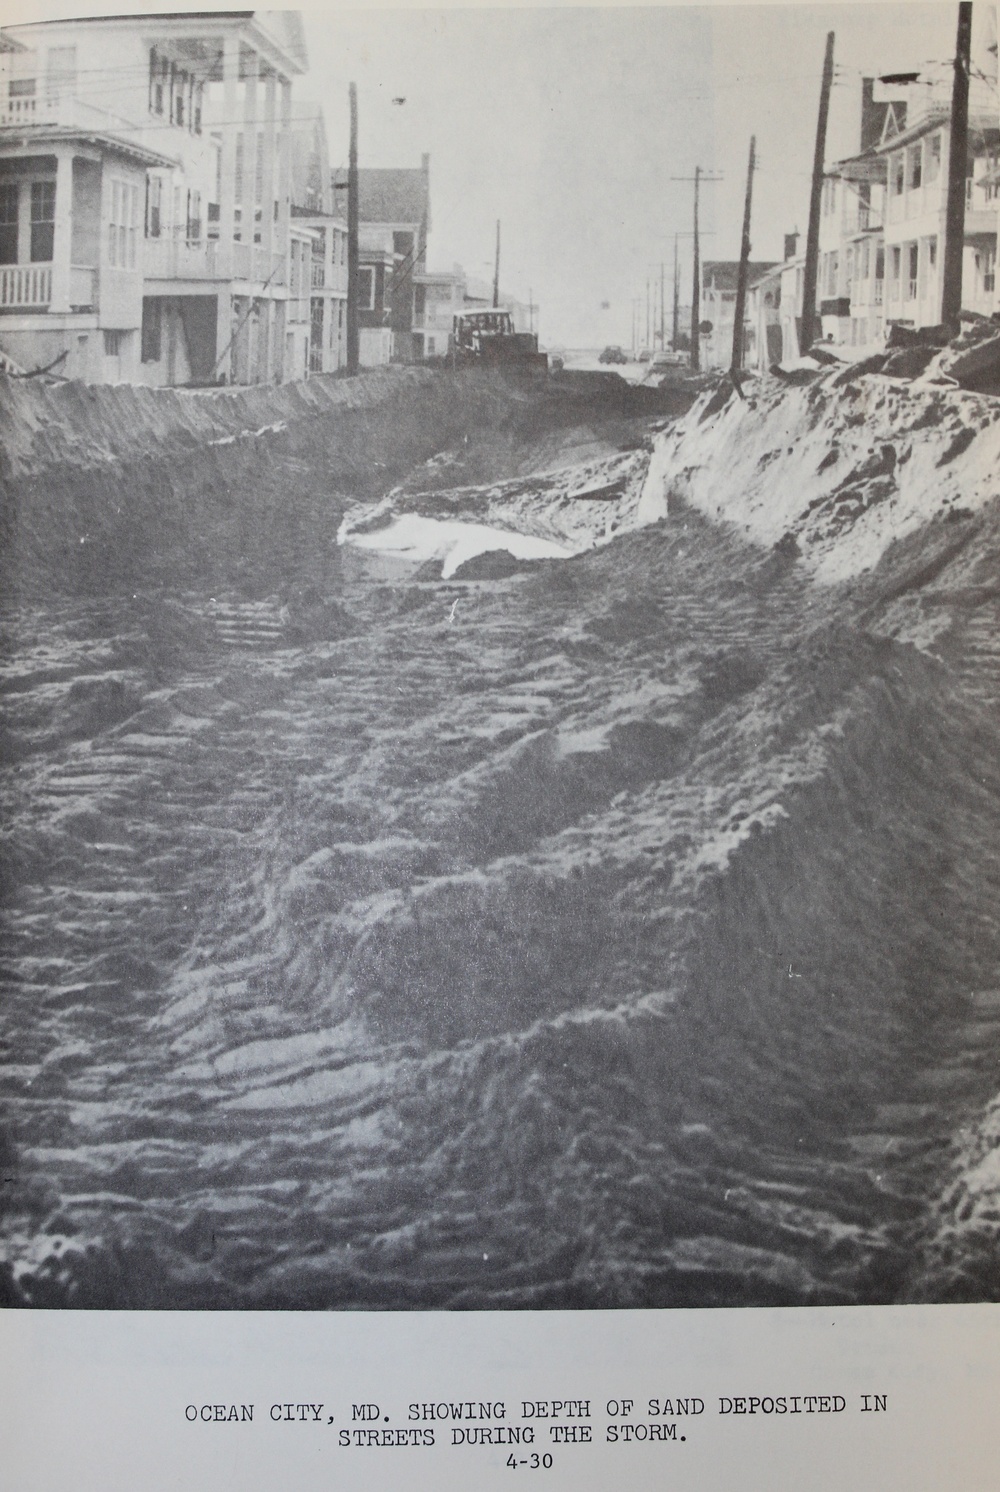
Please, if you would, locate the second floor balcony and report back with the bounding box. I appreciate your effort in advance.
[143,236,222,282]
[0,87,138,138]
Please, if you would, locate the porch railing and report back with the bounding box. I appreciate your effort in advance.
[0,263,52,309]
[143,237,220,281]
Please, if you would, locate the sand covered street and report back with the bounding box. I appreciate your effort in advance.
[2,365,1000,1307]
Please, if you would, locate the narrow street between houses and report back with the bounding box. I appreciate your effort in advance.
[3,365,1000,1309]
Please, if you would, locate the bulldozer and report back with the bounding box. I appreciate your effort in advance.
[451,309,548,375]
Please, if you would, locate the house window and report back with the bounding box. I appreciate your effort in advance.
[103,329,124,356]
[310,298,324,371]
[186,189,201,242]
[141,298,162,363]
[9,78,36,100]
[928,236,937,271]
[927,133,941,182]
[860,239,870,279]
[979,246,996,294]
[892,153,905,195]
[146,174,162,238]
[0,183,18,265]
[907,144,922,191]
[907,242,918,299]
[358,266,375,309]
[30,180,55,262]
[108,179,138,269]
[149,49,169,116]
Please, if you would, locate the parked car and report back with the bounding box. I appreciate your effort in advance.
[599,345,628,364]
[649,350,684,369]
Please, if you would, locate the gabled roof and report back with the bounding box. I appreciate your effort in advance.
[875,109,999,153]
[332,166,429,226]
[879,100,907,145]
[702,261,777,292]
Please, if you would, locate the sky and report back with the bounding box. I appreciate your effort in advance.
[298,4,983,347]
[2,0,991,346]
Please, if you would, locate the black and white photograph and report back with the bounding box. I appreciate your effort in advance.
[3,0,1000,1332]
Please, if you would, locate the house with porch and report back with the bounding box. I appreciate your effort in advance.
[0,11,310,384]
[876,103,999,331]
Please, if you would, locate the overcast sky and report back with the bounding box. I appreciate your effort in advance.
[300,4,980,347]
[4,0,990,346]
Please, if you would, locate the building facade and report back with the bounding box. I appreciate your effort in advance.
[700,260,777,371]
[332,155,430,365]
[0,12,317,385]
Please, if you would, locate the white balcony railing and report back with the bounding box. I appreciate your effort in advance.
[0,89,136,135]
[0,263,52,308]
[232,243,286,285]
[143,236,220,281]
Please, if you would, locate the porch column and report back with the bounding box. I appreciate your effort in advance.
[243,52,259,257]
[277,77,291,285]
[217,32,239,278]
[260,69,276,262]
[49,148,74,313]
[214,288,232,382]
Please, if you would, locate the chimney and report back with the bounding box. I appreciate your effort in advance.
[784,231,799,261]
[860,76,881,152]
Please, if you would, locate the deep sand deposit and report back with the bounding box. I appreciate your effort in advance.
[2,365,1000,1308]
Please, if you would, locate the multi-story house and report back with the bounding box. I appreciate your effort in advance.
[0,11,310,385]
[876,104,999,330]
[291,206,347,374]
[333,154,430,365]
[700,260,777,370]
[412,265,464,359]
[743,262,784,370]
[822,76,998,351]
[818,80,902,351]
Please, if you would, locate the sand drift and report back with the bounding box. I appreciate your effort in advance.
[2,367,1000,1308]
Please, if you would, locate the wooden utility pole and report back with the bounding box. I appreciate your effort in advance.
[492,220,501,308]
[942,1,972,335]
[691,165,701,369]
[660,261,665,349]
[732,135,757,377]
[670,168,721,370]
[672,234,680,350]
[801,31,835,356]
[346,81,359,375]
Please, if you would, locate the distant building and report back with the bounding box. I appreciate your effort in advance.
[743,263,784,370]
[412,265,464,359]
[333,155,430,364]
[291,207,347,374]
[699,260,777,370]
